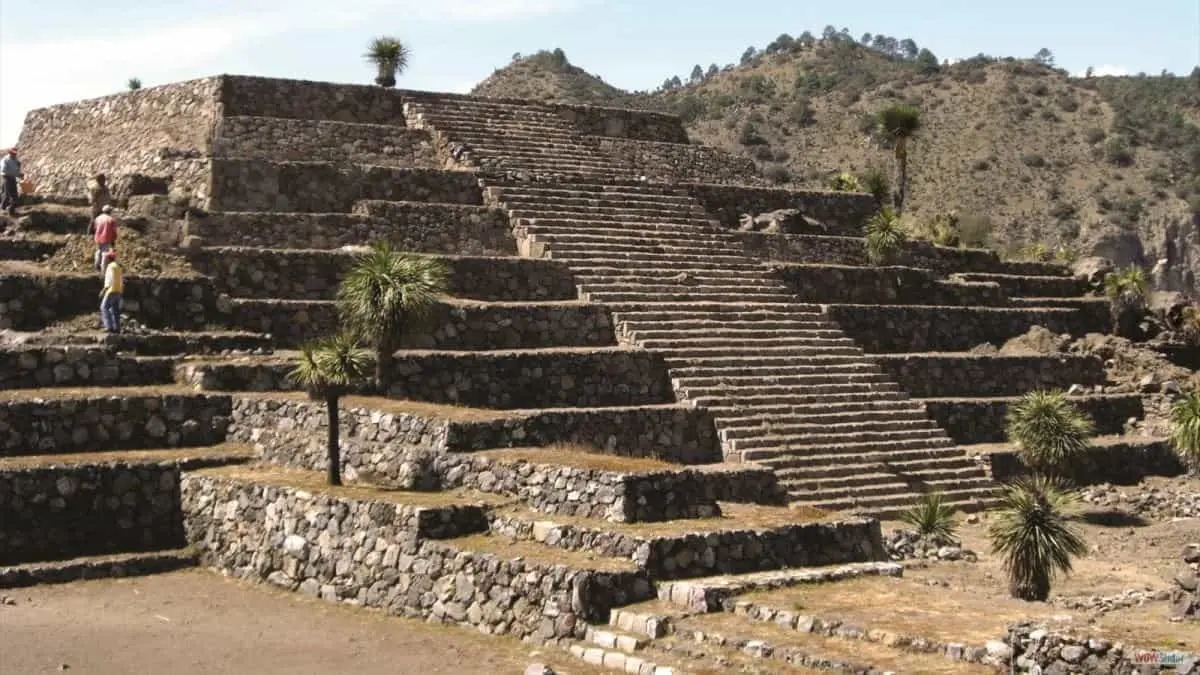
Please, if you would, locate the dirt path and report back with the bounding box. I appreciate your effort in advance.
[0,569,604,675]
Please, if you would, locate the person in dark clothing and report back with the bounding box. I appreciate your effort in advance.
[0,148,22,216]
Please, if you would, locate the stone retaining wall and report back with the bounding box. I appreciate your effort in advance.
[772,264,1004,306]
[386,349,674,409]
[207,160,481,212]
[1003,623,1183,674]
[230,396,722,466]
[0,392,231,456]
[17,77,219,203]
[184,206,513,254]
[687,184,876,236]
[592,138,759,184]
[490,515,884,581]
[0,347,174,390]
[223,299,615,350]
[0,273,216,331]
[826,305,1107,353]
[218,75,410,125]
[213,116,439,167]
[980,439,1185,485]
[190,248,576,302]
[0,239,61,261]
[924,394,1142,445]
[872,353,1107,398]
[181,472,654,639]
[0,462,185,564]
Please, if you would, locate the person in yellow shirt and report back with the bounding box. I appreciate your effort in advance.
[99,250,124,334]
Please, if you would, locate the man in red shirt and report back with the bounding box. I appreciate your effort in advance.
[88,205,119,273]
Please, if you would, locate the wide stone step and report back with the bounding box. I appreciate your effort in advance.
[703,397,919,418]
[634,327,845,343]
[417,107,568,123]
[714,406,931,431]
[697,388,910,412]
[776,455,982,483]
[519,211,719,228]
[764,447,976,473]
[509,201,711,220]
[951,272,1088,298]
[611,303,825,318]
[680,372,894,396]
[1010,296,1109,310]
[642,335,855,350]
[464,138,597,154]
[482,159,626,174]
[474,147,614,165]
[0,548,199,589]
[732,427,950,451]
[666,345,867,361]
[418,115,572,133]
[519,221,725,239]
[486,180,692,197]
[526,229,733,248]
[793,485,1000,517]
[501,193,701,211]
[723,418,940,443]
[446,127,585,144]
[783,474,993,503]
[557,255,765,271]
[667,356,875,376]
[595,286,796,302]
[741,437,957,463]
[576,268,763,285]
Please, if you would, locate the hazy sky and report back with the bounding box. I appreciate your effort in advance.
[2,0,1197,145]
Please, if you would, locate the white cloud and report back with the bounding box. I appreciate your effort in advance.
[0,0,587,144]
[1073,64,1131,77]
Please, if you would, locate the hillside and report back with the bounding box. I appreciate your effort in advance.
[472,40,1200,291]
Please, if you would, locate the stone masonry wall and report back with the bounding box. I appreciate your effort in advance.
[17,77,220,203]
[184,207,514,254]
[218,76,410,125]
[0,393,231,456]
[182,472,654,638]
[230,396,723,466]
[772,264,1005,306]
[207,160,481,212]
[0,462,184,565]
[386,350,675,409]
[0,347,173,390]
[189,248,578,302]
[223,299,614,350]
[213,116,440,167]
[687,184,877,236]
[872,353,1108,398]
[825,305,1108,353]
[980,439,1184,485]
[592,138,759,184]
[925,394,1142,445]
[0,273,217,331]
[552,105,688,143]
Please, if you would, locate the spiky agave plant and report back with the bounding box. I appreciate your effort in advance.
[1170,388,1200,471]
[365,36,411,87]
[864,207,907,265]
[989,476,1087,602]
[336,242,448,388]
[288,332,371,486]
[1005,389,1095,481]
[898,491,958,542]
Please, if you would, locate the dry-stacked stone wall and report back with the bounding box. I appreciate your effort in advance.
[872,353,1108,397]
[207,160,481,212]
[214,116,439,167]
[0,347,174,390]
[218,75,410,124]
[979,438,1184,484]
[925,394,1142,445]
[0,392,231,456]
[0,462,185,564]
[773,264,1005,306]
[181,472,654,639]
[185,207,514,254]
[0,273,217,331]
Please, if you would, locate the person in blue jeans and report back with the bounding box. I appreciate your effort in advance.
[99,250,123,333]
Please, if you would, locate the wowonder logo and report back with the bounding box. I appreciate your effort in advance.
[1024,651,1191,674]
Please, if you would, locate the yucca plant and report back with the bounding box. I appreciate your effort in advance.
[989,476,1087,602]
[859,168,890,208]
[1170,388,1200,471]
[288,332,371,486]
[1005,389,1095,481]
[830,172,863,193]
[876,105,921,214]
[1104,266,1148,338]
[864,207,907,265]
[337,242,448,387]
[899,491,957,542]
[365,36,411,87]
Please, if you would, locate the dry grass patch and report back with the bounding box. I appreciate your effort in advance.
[0,444,253,470]
[493,500,829,539]
[233,391,517,422]
[443,532,636,572]
[674,612,999,674]
[475,445,680,472]
[0,384,201,401]
[191,463,509,508]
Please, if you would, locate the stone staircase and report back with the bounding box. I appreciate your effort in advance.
[403,98,636,178]
[483,179,999,516]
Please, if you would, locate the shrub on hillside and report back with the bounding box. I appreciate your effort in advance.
[762,164,792,184]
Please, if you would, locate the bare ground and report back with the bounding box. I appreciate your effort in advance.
[0,568,608,675]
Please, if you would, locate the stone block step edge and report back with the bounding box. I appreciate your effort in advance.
[564,642,677,675]
[0,548,199,589]
[723,597,1006,668]
[656,562,904,613]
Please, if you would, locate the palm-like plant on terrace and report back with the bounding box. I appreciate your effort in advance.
[864,207,907,265]
[989,476,1087,602]
[1005,389,1095,481]
[1104,266,1148,338]
[288,332,371,486]
[336,242,449,388]
[1170,388,1200,471]
[365,36,411,88]
[876,105,921,214]
[898,491,957,542]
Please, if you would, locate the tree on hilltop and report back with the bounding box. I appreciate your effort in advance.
[689,64,704,83]
[1034,47,1055,67]
[876,104,922,214]
[365,36,411,88]
[705,63,719,78]
[127,77,142,91]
